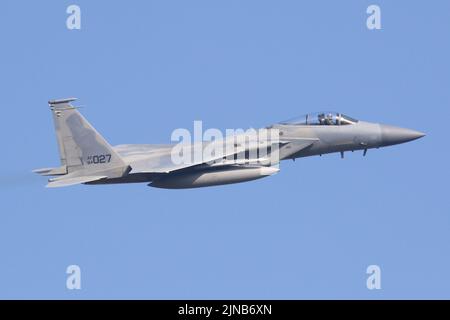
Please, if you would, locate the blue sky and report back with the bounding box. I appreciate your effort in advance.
[0,0,449,299]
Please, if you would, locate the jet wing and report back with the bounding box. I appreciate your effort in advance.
[114,137,318,174]
[114,139,249,174]
[46,175,107,188]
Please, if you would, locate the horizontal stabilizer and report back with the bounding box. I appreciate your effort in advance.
[46,175,107,188]
[33,166,67,176]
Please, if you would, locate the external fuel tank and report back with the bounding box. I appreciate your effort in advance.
[150,166,279,189]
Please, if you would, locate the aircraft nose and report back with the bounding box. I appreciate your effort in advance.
[380,124,425,146]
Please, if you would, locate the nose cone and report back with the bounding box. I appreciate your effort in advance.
[380,124,425,146]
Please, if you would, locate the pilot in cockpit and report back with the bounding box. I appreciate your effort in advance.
[318,113,326,125]
[325,113,334,125]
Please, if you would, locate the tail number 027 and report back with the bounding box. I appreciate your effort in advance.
[87,154,111,164]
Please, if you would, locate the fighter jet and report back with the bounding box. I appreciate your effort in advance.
[34,98,425,188]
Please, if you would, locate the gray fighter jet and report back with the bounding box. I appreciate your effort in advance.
[34,98,425,188]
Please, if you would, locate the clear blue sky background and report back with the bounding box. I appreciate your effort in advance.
[0,1,449,299]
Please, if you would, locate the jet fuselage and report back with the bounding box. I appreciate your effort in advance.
[35,101,425,189]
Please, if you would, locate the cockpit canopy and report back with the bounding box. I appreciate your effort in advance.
[279,112,358,126]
